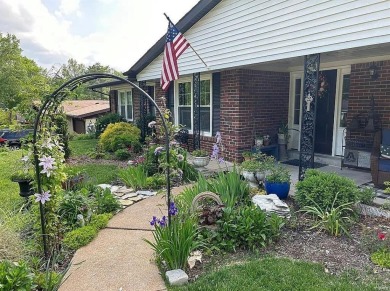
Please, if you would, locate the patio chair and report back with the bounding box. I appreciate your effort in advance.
[370,128,390,188]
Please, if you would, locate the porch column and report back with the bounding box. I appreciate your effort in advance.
[299,54,320,180]
[139,81,148,142]
[193,72,201,150]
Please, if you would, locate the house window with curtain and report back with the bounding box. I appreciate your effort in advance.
[118,90,133,121]
[339,74,350,127]
[175,76,212,135]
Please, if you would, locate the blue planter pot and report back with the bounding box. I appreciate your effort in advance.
[264,181,290,199]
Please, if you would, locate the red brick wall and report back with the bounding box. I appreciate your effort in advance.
[220,69,290,161]
[347,60,390,141]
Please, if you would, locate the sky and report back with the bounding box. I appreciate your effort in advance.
[0,0,199,72]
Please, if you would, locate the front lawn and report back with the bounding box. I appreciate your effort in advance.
[171,257,380,291]
[67,163,119,184]
[69,138,98,157]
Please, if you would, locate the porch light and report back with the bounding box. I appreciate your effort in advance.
[369,62,378,80]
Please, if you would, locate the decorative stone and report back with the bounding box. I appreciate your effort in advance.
[128,196,143,202]
[165,269,188,286]
[356,203,390,218]
[252,194,290,217]
[97,184,112,190]
[119,200,134,207]
[136,190,157,196]
[121,193,138,199]
[110,186,119,193]
[188,250,202,269]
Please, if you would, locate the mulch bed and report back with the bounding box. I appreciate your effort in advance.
[187,198,390,284]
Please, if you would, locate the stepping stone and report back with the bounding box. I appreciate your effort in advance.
[110,186,119,193]
[128,196,143,202]
[136,190,157,196]
[97,184,112,190]
[121,193,138,199]
[119,200,134,207]
[115,187,134,193]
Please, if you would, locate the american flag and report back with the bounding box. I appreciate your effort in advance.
[160,22,190,91]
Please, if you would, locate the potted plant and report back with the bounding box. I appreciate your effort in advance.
[241,160,261,188]
[254,153,275,181]
[11,171,34,197]
[263,135,271,146]
[192,149,210,167]
[264,164,291,199]
[242,151,253,161]
[278,123,290,145]
[254,135,263,147]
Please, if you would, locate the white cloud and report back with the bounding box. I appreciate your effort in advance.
[56,0,81,17]
[0,0,199,72]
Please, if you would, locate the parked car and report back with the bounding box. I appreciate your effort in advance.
[0,129,34,149]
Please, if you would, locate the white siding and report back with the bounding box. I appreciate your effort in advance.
[137,0,390,80]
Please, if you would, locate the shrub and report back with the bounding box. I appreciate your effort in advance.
[95,113,125,137]
[358,187,376,205]
[99,122,140,152]
[216,206,284,252]
[34,270,61,291]
[144,211,202,270]
[371,249,390,268]
[118,165,148,190]
[62,225,97,250]
[90,213,113,229]
[92,188,121,214]
[146,174,166,189]
[114,148,131,160]
[0,260,35,290]
[58,189,92,228]
[295,169,360,210]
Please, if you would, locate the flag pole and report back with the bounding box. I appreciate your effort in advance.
[164,13,209,69]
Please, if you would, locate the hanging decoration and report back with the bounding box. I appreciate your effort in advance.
[318,72,328,98]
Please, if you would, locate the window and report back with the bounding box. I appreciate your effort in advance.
[339,74,350,127]
[293,78,302,125]
[118,90,133,121]
[175,76,212,135]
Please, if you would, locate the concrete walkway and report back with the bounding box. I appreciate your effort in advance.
[60,187,187,291]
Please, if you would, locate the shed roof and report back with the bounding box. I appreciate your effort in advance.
[62,100,110,118]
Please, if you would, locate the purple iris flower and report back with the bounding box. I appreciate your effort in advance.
[159,216,167,227]
[168,202,178,216]
[150,216,159,226]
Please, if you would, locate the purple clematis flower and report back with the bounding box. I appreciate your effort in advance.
[34,190,51,204]
[39,155,56,170]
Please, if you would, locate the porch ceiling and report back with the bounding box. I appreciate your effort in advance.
[246,42,390,72]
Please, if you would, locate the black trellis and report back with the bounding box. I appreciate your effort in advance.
[139,81,148,142]
[193,72,201,150]
[33,73,172,258]
[299,54,320,180]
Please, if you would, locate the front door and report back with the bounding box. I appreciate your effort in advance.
[314,69,337,154]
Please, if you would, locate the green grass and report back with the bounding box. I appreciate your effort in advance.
[67,164,119,184]
[69,139,98,156]
[171,257,383,291]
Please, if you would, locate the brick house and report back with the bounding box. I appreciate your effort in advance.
[105,0,390,164]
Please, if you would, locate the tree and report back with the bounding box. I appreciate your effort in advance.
[0,33,49,124]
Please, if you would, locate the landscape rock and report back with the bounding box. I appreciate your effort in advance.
[97,184,112,190]
[252,194,290,217]
[119,200,134,207]
[165,269,188,286]
[128,196,143,202]
[121,193,138,199]
[136,190,157,197]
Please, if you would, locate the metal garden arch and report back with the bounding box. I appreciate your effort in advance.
[33,73,172,258]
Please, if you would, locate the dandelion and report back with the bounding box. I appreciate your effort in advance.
[34,190,51,204]
[177,154,184,162]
